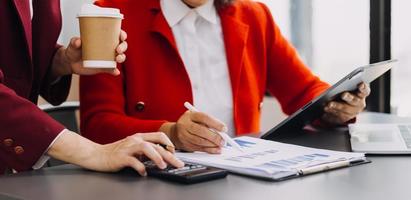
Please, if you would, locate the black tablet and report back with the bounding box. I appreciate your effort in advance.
[261,59,397,140]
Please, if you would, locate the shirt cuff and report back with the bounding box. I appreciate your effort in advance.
[32,129,67,170]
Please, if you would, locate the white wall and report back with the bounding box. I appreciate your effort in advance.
[59,0,93,45]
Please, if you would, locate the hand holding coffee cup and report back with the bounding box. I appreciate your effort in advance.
[68,4,126,76]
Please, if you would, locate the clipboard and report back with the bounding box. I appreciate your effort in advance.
[177,137,371,181]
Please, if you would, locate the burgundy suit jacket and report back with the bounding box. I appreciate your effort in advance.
[0,0,71,173]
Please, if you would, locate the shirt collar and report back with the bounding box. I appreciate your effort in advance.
[160,0,217,27]
[196,0,217,24]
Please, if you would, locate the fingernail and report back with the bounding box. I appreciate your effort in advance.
[359,84,366,92]
[329,103,335,108]
[343,94,353,101]
[222,126,228,133]
[160,162,167,169]
[142,172,147,177]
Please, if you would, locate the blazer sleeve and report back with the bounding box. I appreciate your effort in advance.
[39,44,72,106]
[260,3,330,115]
[0,69,64,172]
[80,64,167,145]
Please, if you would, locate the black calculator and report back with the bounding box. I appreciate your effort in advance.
[144,161,228,184]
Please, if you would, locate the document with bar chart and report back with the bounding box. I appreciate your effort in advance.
[176,137,368,180]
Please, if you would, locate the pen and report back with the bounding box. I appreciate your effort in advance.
[183,102,244,152]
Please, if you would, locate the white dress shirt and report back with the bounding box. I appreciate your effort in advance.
[160,0,236,136]
[29,0,33,19]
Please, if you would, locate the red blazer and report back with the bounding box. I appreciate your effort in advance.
[0,0,71,172]
[80,0,330,144]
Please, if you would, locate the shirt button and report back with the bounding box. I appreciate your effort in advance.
[135,101,145,112]
[14,146,24,155]
[3,139,13,147]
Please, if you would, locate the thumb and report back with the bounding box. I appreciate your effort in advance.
[69,37,82,50]
[66,37,82,62]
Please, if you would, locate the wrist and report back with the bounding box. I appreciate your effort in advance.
[159,122,179,146]
[159,122,175,138]
[47,130,101,169]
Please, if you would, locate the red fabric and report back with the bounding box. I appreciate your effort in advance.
[0,0,69,172]
[80,0,330,144]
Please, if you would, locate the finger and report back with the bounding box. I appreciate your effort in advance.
[321,113,346,125]
[190,112,227,132]
[135,142,167,169]
[326,109,353,122]
[324,105,356,123]
[182,128,220,148]
[325,102,361,116]
[65,38,82,62]
[111,68,121,76]
[120,30,127,41]
[70,37,81,49]
[357,83,371,98]
[116,41,128,54]
[183,140,222,154]
[187,122,224,147]
[134,132,175,148]
[152,144,184,168]
[126,157,147,176]
[200,147,222,154]
[116,54,126,63]
[341,92,364,107]
[323,111,353,125]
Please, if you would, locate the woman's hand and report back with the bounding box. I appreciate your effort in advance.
[322,83,371,125]
[48,131,184,177]
[159,111,226,154]
[51,30,128,77]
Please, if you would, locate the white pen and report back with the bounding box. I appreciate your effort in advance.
[184,102,244,152]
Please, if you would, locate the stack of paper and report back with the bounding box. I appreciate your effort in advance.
[176,137,367,180]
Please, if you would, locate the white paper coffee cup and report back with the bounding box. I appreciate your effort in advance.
[78,4,124,69]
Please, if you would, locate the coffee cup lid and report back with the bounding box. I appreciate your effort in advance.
[77,4,123,19]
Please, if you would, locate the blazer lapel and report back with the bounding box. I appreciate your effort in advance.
[219,9,249,102]
[12,0,32,58]
[148,1,179,54]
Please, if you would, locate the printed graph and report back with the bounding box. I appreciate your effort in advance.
[258,153,330,169]
[230,139,257,148]
[225,149,278,162]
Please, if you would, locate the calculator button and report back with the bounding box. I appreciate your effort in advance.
[181,166,191,170]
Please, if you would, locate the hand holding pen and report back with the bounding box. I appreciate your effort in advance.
[184,102,244,152]
[159,102,230,154]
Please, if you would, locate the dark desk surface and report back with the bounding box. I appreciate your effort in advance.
[1,112,411,200]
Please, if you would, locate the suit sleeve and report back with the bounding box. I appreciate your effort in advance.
[39,44,72,106]
[80,64,167,145]
[259,3,330,115]
[0,69,64,172]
